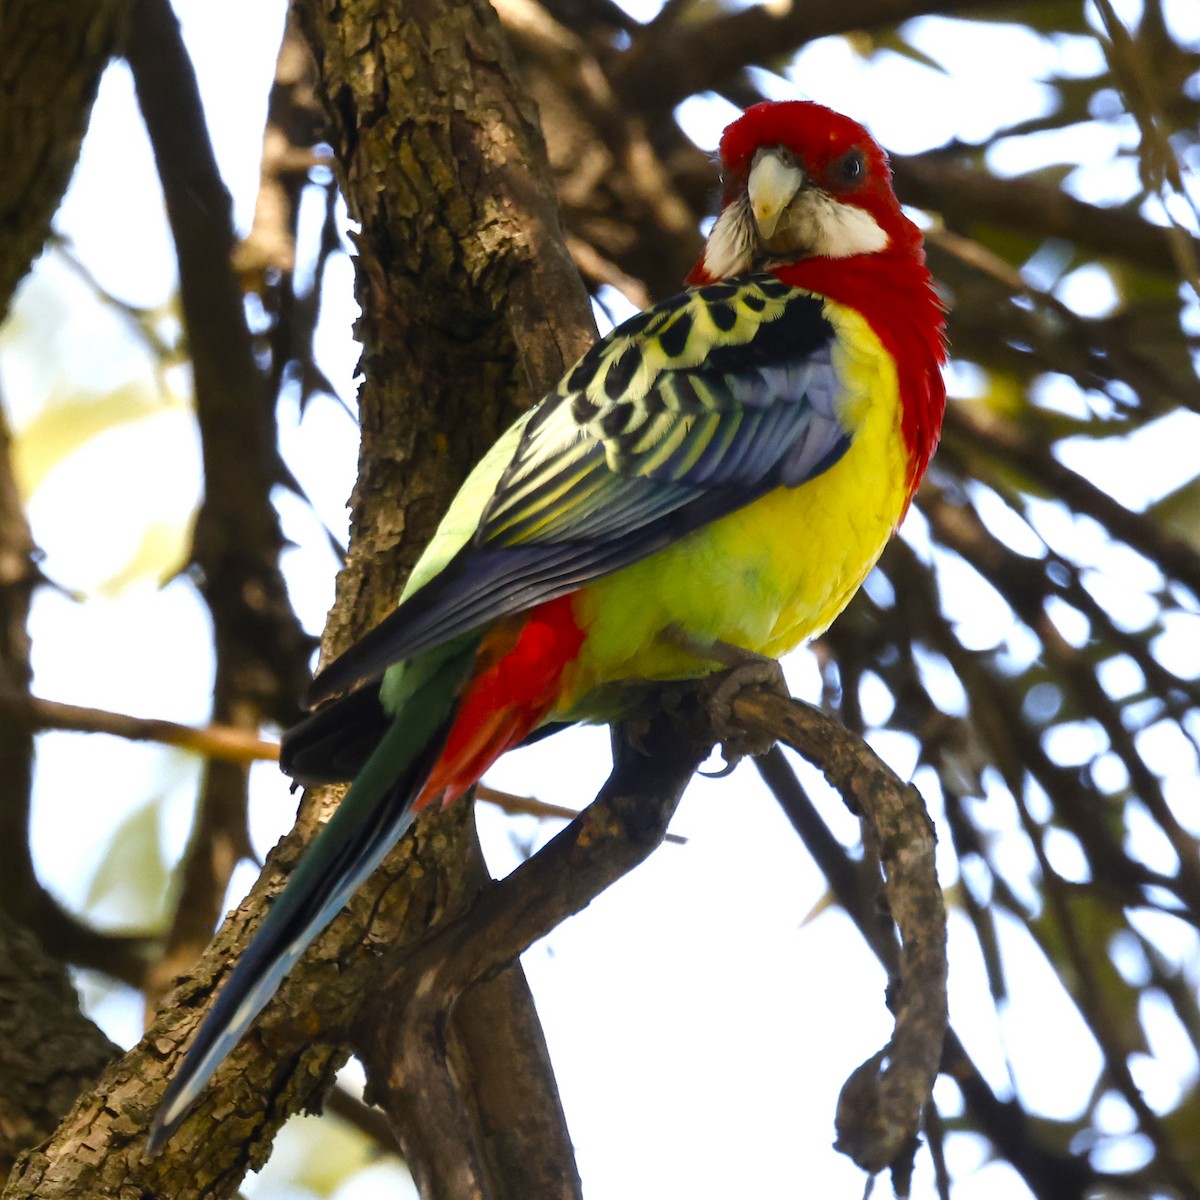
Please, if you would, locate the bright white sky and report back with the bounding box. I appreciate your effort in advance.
[2,0,1199,1197]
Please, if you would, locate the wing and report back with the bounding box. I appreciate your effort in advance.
[309,273,849,704]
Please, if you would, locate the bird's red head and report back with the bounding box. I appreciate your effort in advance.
[689,100,922,285]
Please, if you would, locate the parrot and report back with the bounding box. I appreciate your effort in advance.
[148,98,946,1150]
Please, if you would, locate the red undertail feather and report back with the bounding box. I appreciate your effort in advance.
[417,595,586,808]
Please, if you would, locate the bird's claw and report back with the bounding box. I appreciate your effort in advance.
[699,647,787,766]
[656,625,788,766]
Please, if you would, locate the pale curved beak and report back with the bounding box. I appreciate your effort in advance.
[748,149,805,240]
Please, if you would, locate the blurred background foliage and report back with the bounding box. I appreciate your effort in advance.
[0,0,1198,1196]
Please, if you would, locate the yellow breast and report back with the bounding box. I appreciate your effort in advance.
[558,300,910,717]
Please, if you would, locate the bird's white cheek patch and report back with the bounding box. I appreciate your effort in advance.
[809,197,889,258]
[702,197,755,279]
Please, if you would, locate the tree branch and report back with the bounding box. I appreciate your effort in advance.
[0,693,279,765]
[731,690,947,1181]
[610,0,1016,113]
[284,1,599,1195]
[0,404,153,989]
[353,678,946,1193]
[942,403,1200,604]
[495,0,701,302]
[893,151,1200,283]
[355,718,709,1200]
[1,0,601,1192]
[753,692,1102,1199]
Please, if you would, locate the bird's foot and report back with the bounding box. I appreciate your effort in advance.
[659,626,786,769]
[701,655,786,769]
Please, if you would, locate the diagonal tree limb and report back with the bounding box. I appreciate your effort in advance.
[494,0,701,303]
[3,791,495,1199]
[355,681,947,1193]
[665,129,1200,290]
[941,404,1200,606]
[892,152,1200,283]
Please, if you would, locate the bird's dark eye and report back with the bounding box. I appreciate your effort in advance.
[840,150,865,184]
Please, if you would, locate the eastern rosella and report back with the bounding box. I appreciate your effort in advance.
[149,99,946,1149]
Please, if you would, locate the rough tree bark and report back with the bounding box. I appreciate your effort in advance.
[0,910,121,1178]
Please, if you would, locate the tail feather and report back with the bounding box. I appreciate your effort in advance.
[149,597,584,1151]
[147,643,476,1153]
[281,684,393,786]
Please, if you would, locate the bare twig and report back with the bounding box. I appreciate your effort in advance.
[0,694,655,846]
[324,1085,402,1154]
[476,782,688,843]
[0,693,278,765]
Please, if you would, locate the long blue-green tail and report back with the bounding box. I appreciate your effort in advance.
[147,640,477,1152]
